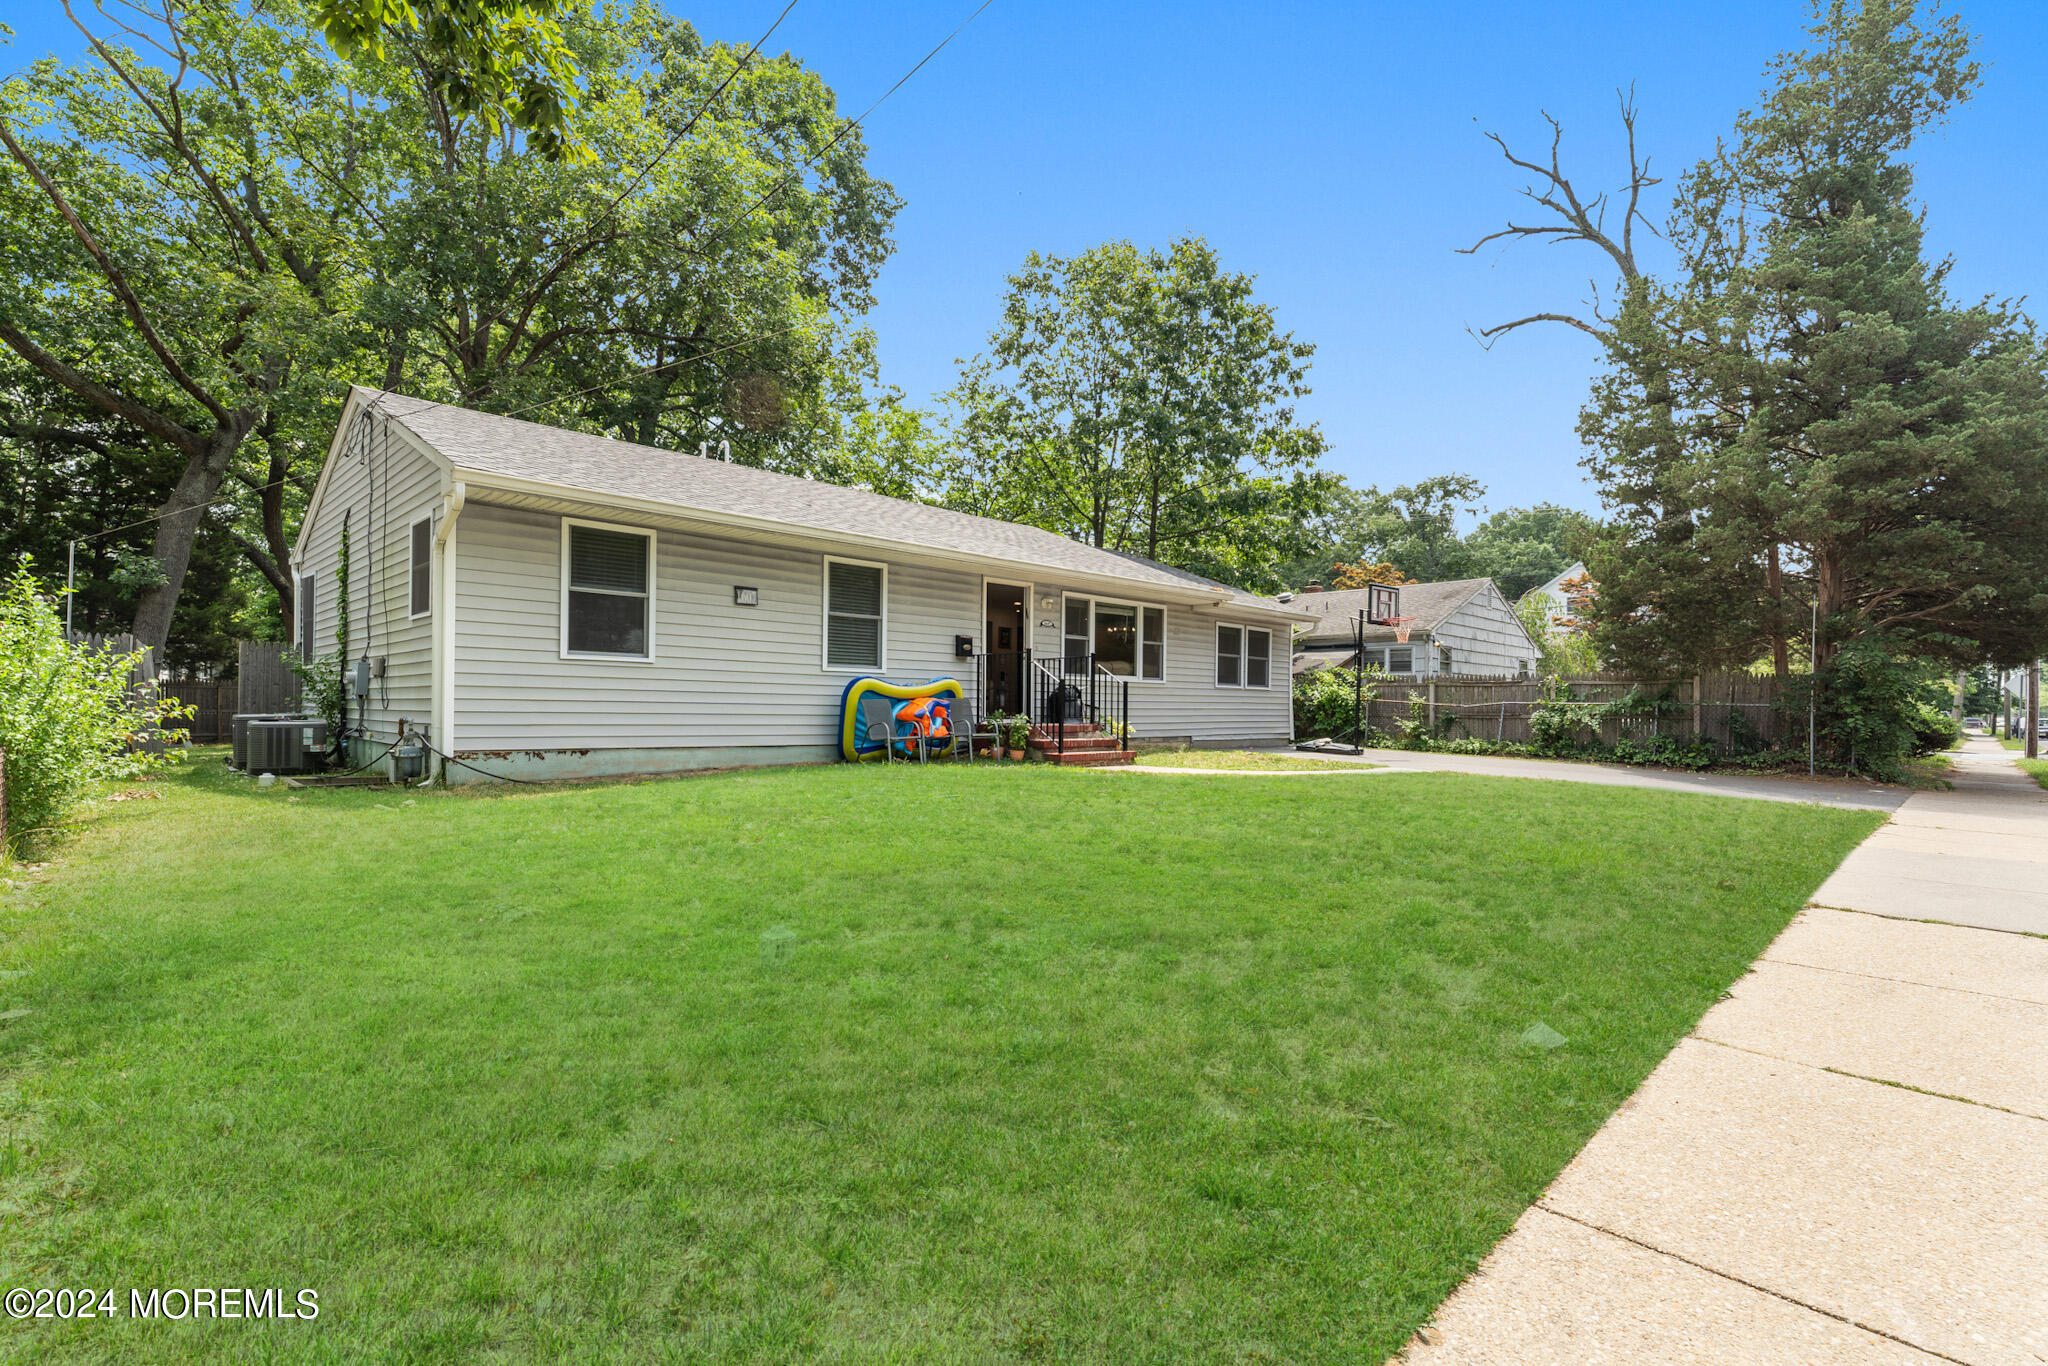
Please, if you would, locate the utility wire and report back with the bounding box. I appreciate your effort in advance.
[600,0,805,217]
[65,476,294,545]
[685,0,996,266]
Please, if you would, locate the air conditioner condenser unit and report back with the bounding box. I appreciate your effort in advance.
[246,718,327,776]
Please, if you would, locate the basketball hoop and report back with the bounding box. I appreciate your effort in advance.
[1366,582,1401,625]
[1389,616,1418,644]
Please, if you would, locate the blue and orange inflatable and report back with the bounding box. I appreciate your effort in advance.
[838,676,967,761]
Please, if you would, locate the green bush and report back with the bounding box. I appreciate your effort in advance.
[1293,667,1377,739]
[0,565,188,855]
[1782,636,1953,782]
[1908,705,1962,757]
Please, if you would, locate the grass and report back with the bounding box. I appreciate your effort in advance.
[2018,758,2048,790]
[0,753,1880,1364]
[1129,749,1378,772]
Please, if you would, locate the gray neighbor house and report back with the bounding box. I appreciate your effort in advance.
[291,387,1313,781]
[1289,579,1540,678]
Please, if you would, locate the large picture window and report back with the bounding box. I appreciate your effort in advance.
[561,519,653,659]
[408,516,432,619]
[824,557,886,670]
[1062,595,1165,680]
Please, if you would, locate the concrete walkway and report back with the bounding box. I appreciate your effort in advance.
[1403,738,2048,1365]
[1221,744,1911,812]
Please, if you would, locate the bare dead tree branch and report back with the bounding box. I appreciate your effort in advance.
[1459,87,1664,343]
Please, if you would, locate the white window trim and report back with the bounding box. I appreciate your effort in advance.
[559,516,657,663]
[821,553,888,674]
[1059,592,1167,683]
[980,575,1034,656]
[1212,623,1274,689]
[407,515,433,621]
[1215,622,1244,689]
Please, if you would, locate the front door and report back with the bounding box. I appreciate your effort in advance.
[985,583,1027,715]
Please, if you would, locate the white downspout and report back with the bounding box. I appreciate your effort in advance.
[433,482,465,775]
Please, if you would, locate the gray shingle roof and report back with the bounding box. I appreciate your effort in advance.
[1290,578,1494,644]
[366,389,1301,618]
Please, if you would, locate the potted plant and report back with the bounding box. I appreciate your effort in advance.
[997,713,1031,760]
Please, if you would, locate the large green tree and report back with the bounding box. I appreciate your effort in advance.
[947,238,1333,591]
[1,1,904,655]
[1580,0,2048,677]
[356,4,902,471]
[0,1,368,655]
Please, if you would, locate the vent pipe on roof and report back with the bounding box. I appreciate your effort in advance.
[697,440,732,461]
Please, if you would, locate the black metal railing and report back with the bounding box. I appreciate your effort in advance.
[1018,652,1131,758]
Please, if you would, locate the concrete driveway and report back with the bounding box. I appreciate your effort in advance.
[1403,739,2048,1364]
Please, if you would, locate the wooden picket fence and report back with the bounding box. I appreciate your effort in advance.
[1349,670,1792,749]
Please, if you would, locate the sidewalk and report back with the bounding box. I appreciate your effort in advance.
[1403,738,2048,1364]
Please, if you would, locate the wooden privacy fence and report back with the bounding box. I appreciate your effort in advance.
[64,636,304,746]
[236,640,303,715]
[1353,670,1793,749]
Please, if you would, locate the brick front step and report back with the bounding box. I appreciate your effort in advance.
[1036,747,1136,766]
[1029,736,1122,753]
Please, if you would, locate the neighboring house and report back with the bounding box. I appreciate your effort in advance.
[1519,561,1590,632]
[291,387,1313,780]
[1288,578,1539,678]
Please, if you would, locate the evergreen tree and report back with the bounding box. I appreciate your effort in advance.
[1580,0,2048,680]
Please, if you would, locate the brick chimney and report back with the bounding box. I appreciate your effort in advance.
[1303,583,1323,593]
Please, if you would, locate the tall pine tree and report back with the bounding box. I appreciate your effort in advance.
[1581,0,2048,681]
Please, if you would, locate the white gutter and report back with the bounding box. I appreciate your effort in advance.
[432,481,465,763]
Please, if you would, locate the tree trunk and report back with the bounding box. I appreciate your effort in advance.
[129,424,250,658]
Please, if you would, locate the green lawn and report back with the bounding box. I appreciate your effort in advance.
[0,755,1879,1363]
[1131,749,1377,771]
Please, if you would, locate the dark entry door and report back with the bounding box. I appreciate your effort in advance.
[985,584,1027,714]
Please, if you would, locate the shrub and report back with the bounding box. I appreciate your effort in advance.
[1293,667,1377,739]
[1783,636,1951,782]
[1527,681,1605,756]
[1908,705,1962,758]
[0,565,188,855]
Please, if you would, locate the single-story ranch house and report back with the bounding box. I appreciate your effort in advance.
[292,387,1315,781]
[1289,579,1539,678]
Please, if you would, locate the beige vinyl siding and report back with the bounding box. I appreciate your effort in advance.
[452,503,980,751]
[1022,584,1292,746]
[295,407,445,743]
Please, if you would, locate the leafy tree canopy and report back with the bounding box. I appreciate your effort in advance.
[946,237,1334,593]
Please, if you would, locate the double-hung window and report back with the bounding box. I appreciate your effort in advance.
[824,557,886,670]
[1063,595,1166,680]
[408,516,432,619]
[562,519,653,659]
[1216,625,1272,688]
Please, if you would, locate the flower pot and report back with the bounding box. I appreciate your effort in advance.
[1006,749,1026,762]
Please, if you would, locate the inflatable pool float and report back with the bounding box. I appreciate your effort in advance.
[838,676,966,761]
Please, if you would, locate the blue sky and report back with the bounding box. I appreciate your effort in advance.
[8,1,2045,515]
